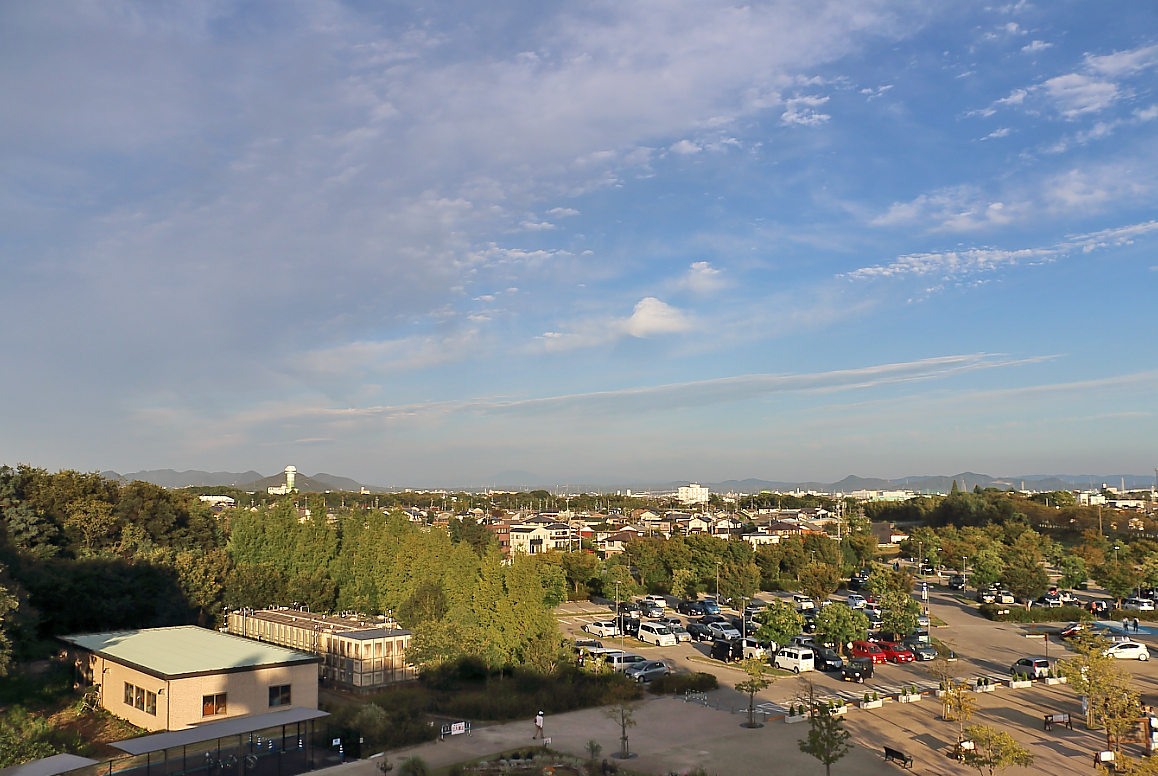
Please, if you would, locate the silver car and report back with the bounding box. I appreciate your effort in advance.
[624,659,671,682]
[707,622,741,640]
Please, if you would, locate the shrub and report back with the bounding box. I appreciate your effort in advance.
[978,604,1087,623]
[872,692,879,701]
[863,692,870,703]
[648,672,718,695]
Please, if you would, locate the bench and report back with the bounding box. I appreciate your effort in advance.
[1095,750,1116,771]
[1043,712,1072,731]
[883,746,913,768]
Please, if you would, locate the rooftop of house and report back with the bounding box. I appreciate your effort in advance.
[61,626,321,679]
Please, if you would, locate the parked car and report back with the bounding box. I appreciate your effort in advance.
[851,640,887,664]
[773,647,815,673]
[879,642,916,663]
[949,575,966,590]
[678,600,706,616]
[841,656,875,682]
[700,599,721,615]
[792,594,816,611]
[848,569,871,591]
[659,616,682,628]
[1123,598,1156,611]
[624,659,670,683]
[997,590,1015,605]
[901,638,938,661]
[813,646,844,671]
[638,622,677,647]
[617,601,641,619]
[1059,621,1092,639]
[916,613,931,628]
[699,614,727,625]
[1058,590,1077,603]
[583,620,620,638]
[614,615,640,637]
[800,611,818,633]
[789,634,815,649]
[605,653,649,671]
[669,625,692,643]
[977,588,998,604]
[639,601,665,618]
[686,622,713,642]
[737,637,767,660]
[1010,657,1051,678]
[1105,641,1151,661]
[919,563,936,576]
[864,609,883,627]
[1088,600,1110,615]
[710,639,744,663]
[707,622,741,640]
[1037,595,1063,608]
[846,594,867,609]
[643,594,668,608]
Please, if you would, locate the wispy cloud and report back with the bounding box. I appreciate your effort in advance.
[241,354,1039,424]
[1021,40,1052,54]
[781,95,831,126]
[677,261,727,293]
[845,219,1158,281]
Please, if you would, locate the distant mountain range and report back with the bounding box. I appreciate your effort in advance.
[100,468,1157,494]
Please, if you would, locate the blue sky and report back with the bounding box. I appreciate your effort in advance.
[2,1,1156,486]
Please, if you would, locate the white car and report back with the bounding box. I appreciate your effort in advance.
[583,620,620,638]
[792,594,816,611]
[1123,598,1155,611]
[707,622,741,640]
[998,590,1015,604]
[846,594,867,609]
[1105,641,1151,661]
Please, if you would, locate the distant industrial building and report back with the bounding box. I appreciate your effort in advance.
[61,626,320,732]
[226,608,414,691]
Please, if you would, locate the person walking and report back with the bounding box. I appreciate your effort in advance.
[1123,616,1130,633]
[1134,617,1141,633]
[533,710,544,740]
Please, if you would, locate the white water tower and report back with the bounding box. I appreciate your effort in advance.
[285,465,297,492]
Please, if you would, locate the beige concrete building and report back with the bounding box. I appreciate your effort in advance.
[226,608,415,691]
[62,626,320,732]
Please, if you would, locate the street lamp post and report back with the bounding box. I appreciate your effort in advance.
[615,581,623,651]
[962,557,968,593]
[741,596,748,638]
[918,541,923,575]
[716,561,723,603]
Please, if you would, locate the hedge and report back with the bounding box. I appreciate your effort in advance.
[979,603,1158,623]
[648,672,719,695]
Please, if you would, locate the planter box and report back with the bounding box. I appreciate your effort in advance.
[785,714,808,724]
[935,690,950,698]
[974,685,996,693]
[1008,681,1033,689]
[1045,677,1067,685]
[860,700,884,710]
[830,706,848,716]
[899,694,921,703]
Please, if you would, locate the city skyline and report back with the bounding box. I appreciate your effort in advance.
[2,2,1156,484]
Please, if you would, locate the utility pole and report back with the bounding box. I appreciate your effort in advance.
[716,561,723,603]
[615,581,623,651]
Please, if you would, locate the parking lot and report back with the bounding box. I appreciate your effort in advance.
[557,579,1158,770]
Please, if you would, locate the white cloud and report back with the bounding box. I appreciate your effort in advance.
[846,219,1158,281]
[1084,44,1158,77]
[872,186,1022,231]
[520,220,557,231]
[1021,40,1052,53]
[1042,73,1120,118]
[781,95,831,126]
[981,127,1011,140]
[679,261,727,293]
[624,297,692,337]
[547,207,580,217]
[670,139,702,154]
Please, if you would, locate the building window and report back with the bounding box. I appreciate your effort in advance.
[269,684,291,707]
[124,683,157,715]
[203,693,227,717]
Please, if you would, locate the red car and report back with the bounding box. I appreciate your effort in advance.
[879,642,916,663]
[851,640,887,664]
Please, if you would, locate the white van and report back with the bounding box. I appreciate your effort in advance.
[792,594,816,611]
[638,622,677,647]
[774,647,815,674]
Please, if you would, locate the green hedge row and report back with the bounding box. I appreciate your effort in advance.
[648,672,719,695]
[978,604,1086,622]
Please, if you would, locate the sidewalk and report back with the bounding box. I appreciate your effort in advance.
[310,698,893,776]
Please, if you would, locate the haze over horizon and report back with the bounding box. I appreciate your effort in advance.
[2,2,1156,485]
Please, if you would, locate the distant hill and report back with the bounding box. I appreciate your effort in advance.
[103,469,266,488]
[235,472,361,493]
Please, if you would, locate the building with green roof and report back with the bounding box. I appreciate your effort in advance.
[61,626,320,732]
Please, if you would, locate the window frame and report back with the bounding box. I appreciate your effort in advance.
[268,684,291,708]
[202,693,227,717]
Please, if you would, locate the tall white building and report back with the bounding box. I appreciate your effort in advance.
[678,483,709,505]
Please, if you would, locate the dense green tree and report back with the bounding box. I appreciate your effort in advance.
[753,600,803,650]
[880,589,920,636]
[797,563,841,604]
[813,603,869,654]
